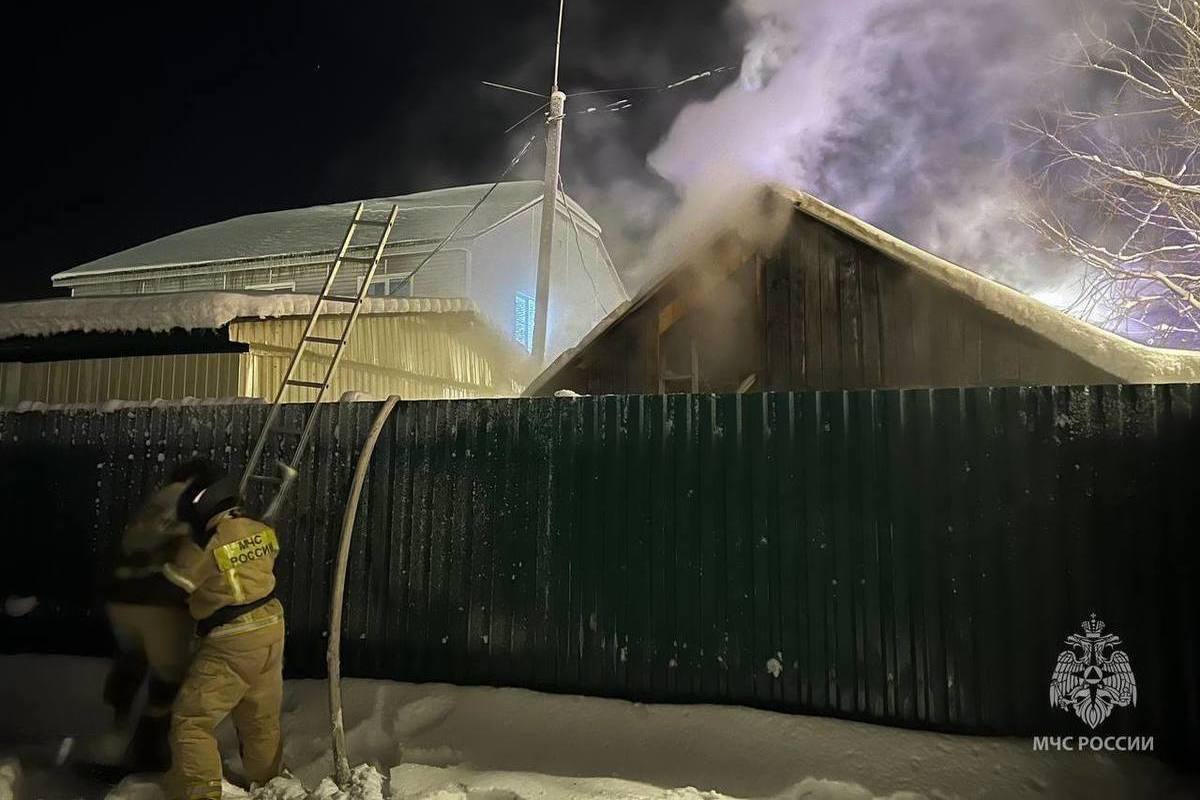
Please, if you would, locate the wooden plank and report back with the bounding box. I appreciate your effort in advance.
[858,252,885,388]
[979,317,1021,386]
[762,253,791,391]
[836,239,865,389]
[786,222,809,388]
[961,310,983,386]
[818,228,843,390]
[923,290,954,388]
[877,264,917,389]
[803,220,825,389]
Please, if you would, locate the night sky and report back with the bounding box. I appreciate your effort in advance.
[2,1,740,302]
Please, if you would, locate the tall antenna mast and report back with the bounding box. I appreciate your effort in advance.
[532,0,568,365]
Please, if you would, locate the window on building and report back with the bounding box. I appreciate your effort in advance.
[514,292,535,353]
[366,274,415,297]
[245,281,295,292]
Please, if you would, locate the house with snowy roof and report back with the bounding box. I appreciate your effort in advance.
[50,181,628,366]
[0,292,530,407]
[527,185,1200,396]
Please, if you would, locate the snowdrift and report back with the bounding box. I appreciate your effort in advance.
[1,655,1194,800]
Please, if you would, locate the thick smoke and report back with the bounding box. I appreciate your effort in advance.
[642,0,1099,294]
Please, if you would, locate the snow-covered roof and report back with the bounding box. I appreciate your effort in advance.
[528,185,1200,393]
[786,189,1200,384]
[0,291,478,339]
[53,181,602,281]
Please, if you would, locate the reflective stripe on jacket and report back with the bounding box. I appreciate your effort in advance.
[163,514,279,625]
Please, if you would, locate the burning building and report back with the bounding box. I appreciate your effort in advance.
[527,186,1200,396]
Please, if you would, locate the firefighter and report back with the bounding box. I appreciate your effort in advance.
[97,458,219,772]
[162,468,285,800]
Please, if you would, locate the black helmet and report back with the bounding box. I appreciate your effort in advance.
[177,469,241,544]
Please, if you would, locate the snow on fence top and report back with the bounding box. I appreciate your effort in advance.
[3,396,267,414]
[0,291,478,339]
[1,391,390,414]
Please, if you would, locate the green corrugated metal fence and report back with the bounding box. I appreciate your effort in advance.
[1,387,1197,761]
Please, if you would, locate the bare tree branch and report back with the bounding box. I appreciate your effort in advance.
[1021,0,1200,345]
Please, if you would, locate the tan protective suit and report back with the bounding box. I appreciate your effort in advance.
[163,513,284,800]
[102,480,195,770]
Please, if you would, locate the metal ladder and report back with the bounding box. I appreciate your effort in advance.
[240,201,399,522]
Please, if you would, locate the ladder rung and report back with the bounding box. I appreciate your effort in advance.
[338,255,376,264]
[322,294,361,304]
[286,379,325,389]
[249,474,282,484]
[304,335,342,345]
[353,219,391,228]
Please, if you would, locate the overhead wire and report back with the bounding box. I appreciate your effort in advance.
[493,64,735,130]
[567,66,733,119]
[505,102,550,134]
[481,80,544,98]
[386,134,539,296]
[557,173,603,320]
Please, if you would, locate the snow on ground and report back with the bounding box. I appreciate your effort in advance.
[0,655,1193,800]
[0,293,476,340]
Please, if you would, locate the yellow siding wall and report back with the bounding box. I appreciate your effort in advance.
[0,314,527,407]
[0,353,241,405]
[230,313,527,402]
